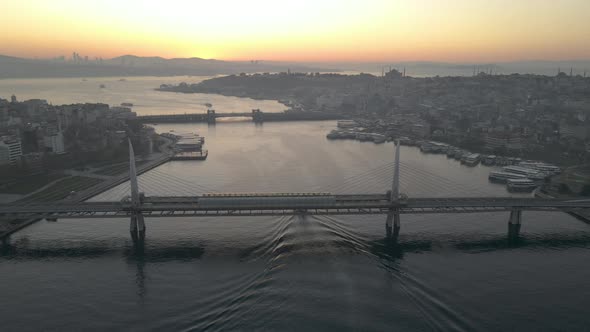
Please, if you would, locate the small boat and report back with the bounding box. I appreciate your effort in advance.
[121,102,133,107]
[99,84,106,88]
[205,103,213,108]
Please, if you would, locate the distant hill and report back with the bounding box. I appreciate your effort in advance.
[1,54,588,78]
[0,54,332,79]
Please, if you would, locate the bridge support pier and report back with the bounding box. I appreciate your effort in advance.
[508,209,522,241]
[252,109,264,123]
[207,109,216,125]
[130,213,146,243]
[386,210,401,240]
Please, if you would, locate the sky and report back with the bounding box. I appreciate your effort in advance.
[1,0,589,62]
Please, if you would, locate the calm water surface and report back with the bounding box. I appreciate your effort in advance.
[0,79,589,331]
[0,76,286,115]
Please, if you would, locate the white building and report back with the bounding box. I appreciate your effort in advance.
[0,136,23,165]
[43,131,65,154]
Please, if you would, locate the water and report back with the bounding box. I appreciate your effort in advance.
[0,76,286,115]
[1,78,590,331]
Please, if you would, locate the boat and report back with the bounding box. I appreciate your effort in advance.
[502,166,547,180]
[171,150,208,161]
[507,178,538,192]
[482,155,496,166]
[488,171,528,183]
[121,102,133,107]
[337,120,356,129]
[446,148,457,158]
[420,142,434,152]
[99,84,106,88]
[462,153,481,166]
[205,103,213,108]
[372,134,387,144]
[517,162,561,175]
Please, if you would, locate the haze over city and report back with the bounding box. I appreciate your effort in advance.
[2,0,590,62]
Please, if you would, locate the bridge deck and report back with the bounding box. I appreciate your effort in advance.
[1,195,589,219]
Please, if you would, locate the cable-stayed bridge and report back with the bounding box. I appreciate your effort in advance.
[1,141,589,243]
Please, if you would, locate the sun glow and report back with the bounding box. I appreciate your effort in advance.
[1,0,589,62]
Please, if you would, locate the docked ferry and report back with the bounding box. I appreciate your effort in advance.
[502,166,547,180]
[482,155,496,166]
[517,162,561,175]
[507,178,538,192]
[461,153,481,166]
[489,171,528,183]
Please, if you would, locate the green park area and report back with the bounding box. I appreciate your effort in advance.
[17,176,104,203]
[0,173,67,195]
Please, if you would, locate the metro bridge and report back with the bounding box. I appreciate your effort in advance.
[1,141,589,243]
[135,109,344,124]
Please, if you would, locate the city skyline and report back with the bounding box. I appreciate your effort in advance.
[2,0,590,62]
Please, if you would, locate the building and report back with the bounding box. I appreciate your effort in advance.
[485,132,523,151]
[0,136,23,165]
[43,131,65,154]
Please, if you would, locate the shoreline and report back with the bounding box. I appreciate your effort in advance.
[0,137,174,239]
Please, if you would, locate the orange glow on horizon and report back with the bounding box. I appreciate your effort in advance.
[1,0,589,62]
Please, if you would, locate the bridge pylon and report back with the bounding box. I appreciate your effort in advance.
[128,139,145,242]
[387,140,402,240]
[508,208,522,242]
[207,109,216,124]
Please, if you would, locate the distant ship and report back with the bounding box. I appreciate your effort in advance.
[119,78,127,81]
[121,102,133,107]
[204,103,213,108]
[99,84,106,88]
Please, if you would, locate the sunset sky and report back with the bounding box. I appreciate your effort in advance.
[1,0,589,62]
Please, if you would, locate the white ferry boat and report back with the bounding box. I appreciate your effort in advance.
[337,120,356,129]
[462,153,481,166]
[502,166,546,180]
[507,178,538,192]
[488,171,528,183]
[482,155,496,165]
[517,162,561,175]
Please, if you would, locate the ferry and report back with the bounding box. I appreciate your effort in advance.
[507,178,538,192]
[372,134,387,144]
[502,166,547,180]
[453,150,465,160]
[482,155,496,166]
[446,148,457,158]
[488,171,528,183]
[337,120,356,129]
[462,153,481,166]
[517,162,561,175]
[420,141,449,153]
